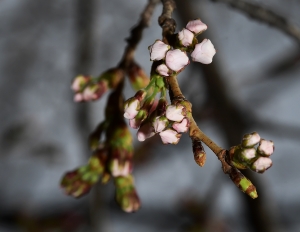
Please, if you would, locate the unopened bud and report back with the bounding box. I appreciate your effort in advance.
[251,157,272,173]
[191,39,216,64]
[159,129,181,144]
[242,132,260,148]
[172,117,189,133]
[153,116,169,133]
[166,104,186,122]
[192,139,206,167]
[186,19,207,35]
[127,62,150,90]
[149,40,170,61]
[137,122,155,141]
[178,28,194,47]
[165,49,189,72]
[257,139,274,156]
[156,64,170,76]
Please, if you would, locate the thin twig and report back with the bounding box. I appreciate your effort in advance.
[119,0,160,70]
[211,0,300,44]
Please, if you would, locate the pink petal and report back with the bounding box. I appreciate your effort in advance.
[242,132,261,147]
[153,116,168,133]
[166,105,185,122]
[74,93,83,102]
[71,75,89,92]
[258,140,274,156]
[191,39,216,64]
[124,99,140,119]
[172,118,189,133]
[156,64,170,76]
[149,40,170,61]
[178,28,194,47]
[159,129,181,144]
[137,123,155,141]
[252,157,272,173]
[186,19,207,34]
[165,49,189,72]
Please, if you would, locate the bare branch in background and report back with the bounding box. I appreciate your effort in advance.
[211,0,300,44]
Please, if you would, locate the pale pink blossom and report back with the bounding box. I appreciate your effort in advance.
[178,28,194,47]
[82,85,99,101]
[166,105,185,122]
[137,123,155,141]
[258,139,274,156]
[186,19,207,34]
[153,116,168,133]
[156,64,170,76]
[149,40,170,61]
[71,75,89,92]
[74,93,83,102]
[110,159,131,177]
[252,157,272,173]
[165,49,189,72]
[172,118,189,133]
[191,39,216,64]
[124,99,140,119]
[242,132,261,147]
[159,129,181,144]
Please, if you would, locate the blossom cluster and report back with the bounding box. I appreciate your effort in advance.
[229,132,274,173]
[149,19,216,76]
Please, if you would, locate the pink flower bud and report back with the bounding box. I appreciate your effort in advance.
[82,85,99,101]
[149,40,170,61]
[110,159,131,177]
[165,49,189,72]
[257,139,274,156]
[172,118,189,133]
[137,123,155,142]
[159,129,181,144]
[178,28,194,47]
[71,75,89,92]
[186,19,207,35]
[156,64,170,76]
[129,118,140,129]
[191,39,216,64]
[166,105,185,122]
[242,132,261,148]
[124,99,140,119]
[153,116,169,133]
[241,148,256,160]
[251,157,272,173]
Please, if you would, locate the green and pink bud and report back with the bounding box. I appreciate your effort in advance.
[153,116,169,133]
[257,139,274,156]
[251,157,272,173]
[241,132,261,148]
[115,175,141,213]
[166,104,186,122]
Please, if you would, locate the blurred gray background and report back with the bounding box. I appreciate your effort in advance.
[1,0,300,231]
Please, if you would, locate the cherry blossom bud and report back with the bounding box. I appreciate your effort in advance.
[165,49,189,72]
[257,139,274,156]
[166,104,185,122]
[251,157,272,173]
[124,99,140,119]
[137,122,155,141]
[153,116,169,133]
[129,110,146,129]
[156,64,170,76]
[159,129,181,144]
[240,148,257,162]
[178,28,194,47]
[186,19,207,35]
[172,117,189,133]
[191,39,216,64]
[71,75,90,92]
[127,62,149,90]
[82,80,108,101]
[242,132,261,148]
[74,93,84,102]
[115,175,140,213]
[149,40,170,61]
[110,159,131,177]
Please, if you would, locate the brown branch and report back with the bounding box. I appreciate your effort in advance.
[211,0,300,44]
[158,0,176,44]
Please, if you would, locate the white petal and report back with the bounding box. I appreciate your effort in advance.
[242,132,261,147]
[124,99,140,119]
[172,118,189,133]
[159,129,181,144]
[137,123,155,141]
[178,28,194,47]
[166,105,185,122]
[258,140,274,156]
[149,40,170,61]
[186,19,207,34]
[156,64,169,76]
[153,116,168,133]
[165,49,189,72]
[191,39,216,64]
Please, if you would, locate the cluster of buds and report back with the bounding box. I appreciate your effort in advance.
[149,19,216,76]
[124,89,190,144]
[71,68,124,102]
[229,132,274,173]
